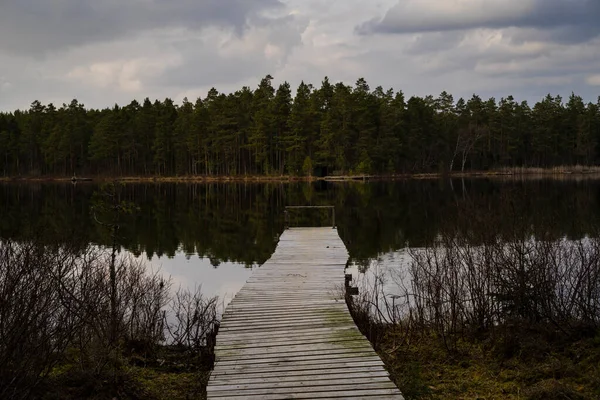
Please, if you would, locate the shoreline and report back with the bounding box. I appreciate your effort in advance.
[2,168,600,183]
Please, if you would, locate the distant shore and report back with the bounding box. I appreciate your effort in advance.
[2,166,600,183]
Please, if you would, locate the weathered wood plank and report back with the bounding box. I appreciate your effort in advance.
[223,304,346,311]
[216,343,373,357]
[208,377,395,393]
[223,309,348,317]
[213,356,385,371]
[216,346,374,361]
[208,381,398,395]
[216,353,381,367]
[211,366,391,382]
[210,371,391,385]
[218,322,356,334]
[216,326,356,340]
[209,389,403,400]
[216,346,372,358]
[215,336,367,351]
[216,328,361,344]
[220,317,353,329]
[208,228,403,399]
[216,329,353,340]
[216,351,377,365]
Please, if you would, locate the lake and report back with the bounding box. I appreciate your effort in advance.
[2,178,600,307]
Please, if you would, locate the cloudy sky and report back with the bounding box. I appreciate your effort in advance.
[1,0,600,111]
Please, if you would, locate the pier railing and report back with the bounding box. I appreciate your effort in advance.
[284,206,336,229]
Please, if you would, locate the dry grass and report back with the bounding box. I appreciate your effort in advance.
[3,166,600,184]
[498,165,600,175]
[0,175,313,184]
[378,328,600,400]
[114,175,305,183]
[127,366,209,400]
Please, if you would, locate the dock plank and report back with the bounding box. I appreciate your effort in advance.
[208,227,403,399]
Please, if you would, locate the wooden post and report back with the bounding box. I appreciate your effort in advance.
[346,286,359,296]
[345,273,352,287]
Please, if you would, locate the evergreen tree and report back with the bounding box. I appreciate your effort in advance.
[153,99,177,175]
[0,76,599,177]
[272,82,292,174]
[287,82,312,175]
[249,75,275,174]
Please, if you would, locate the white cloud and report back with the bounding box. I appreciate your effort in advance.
[0,77,11,92]
[66,54,183,93]
[587,75,600,86]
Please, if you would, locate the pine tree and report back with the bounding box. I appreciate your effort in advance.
[272,82,292,174]
[249,75,275,174]
[0,78,599,177]
[286,82,312,175]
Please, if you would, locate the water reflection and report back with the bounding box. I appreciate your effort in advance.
[138,252,256,309]
[2,178,600,272]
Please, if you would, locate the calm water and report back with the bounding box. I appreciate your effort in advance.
[2,179,600,304]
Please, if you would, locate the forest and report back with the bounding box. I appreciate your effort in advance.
[1,75,600,177]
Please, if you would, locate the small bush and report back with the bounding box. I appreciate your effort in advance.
[0,241,218,399]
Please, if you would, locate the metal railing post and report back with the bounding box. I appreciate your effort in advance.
[332,208,336,229]
[284,206,336,229]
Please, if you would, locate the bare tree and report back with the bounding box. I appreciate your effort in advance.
[450,124,485,172]
[166,286,219,360]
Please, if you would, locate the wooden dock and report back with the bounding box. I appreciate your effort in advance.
[208,227,404,399]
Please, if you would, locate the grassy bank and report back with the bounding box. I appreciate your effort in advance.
[39,347,211,400]
[348,296,600,400]
[376,327,600,399]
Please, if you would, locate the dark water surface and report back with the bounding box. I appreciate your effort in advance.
[2,179,600,303]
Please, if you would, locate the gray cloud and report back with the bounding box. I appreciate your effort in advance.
[0,2,307,110]
[403,32,464,56]
[158,14,309,89]
[0,0,283,55]
[358,0,600,43]
[0,0,599,112]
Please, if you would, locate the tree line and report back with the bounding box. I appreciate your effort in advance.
[1,75,600,177]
